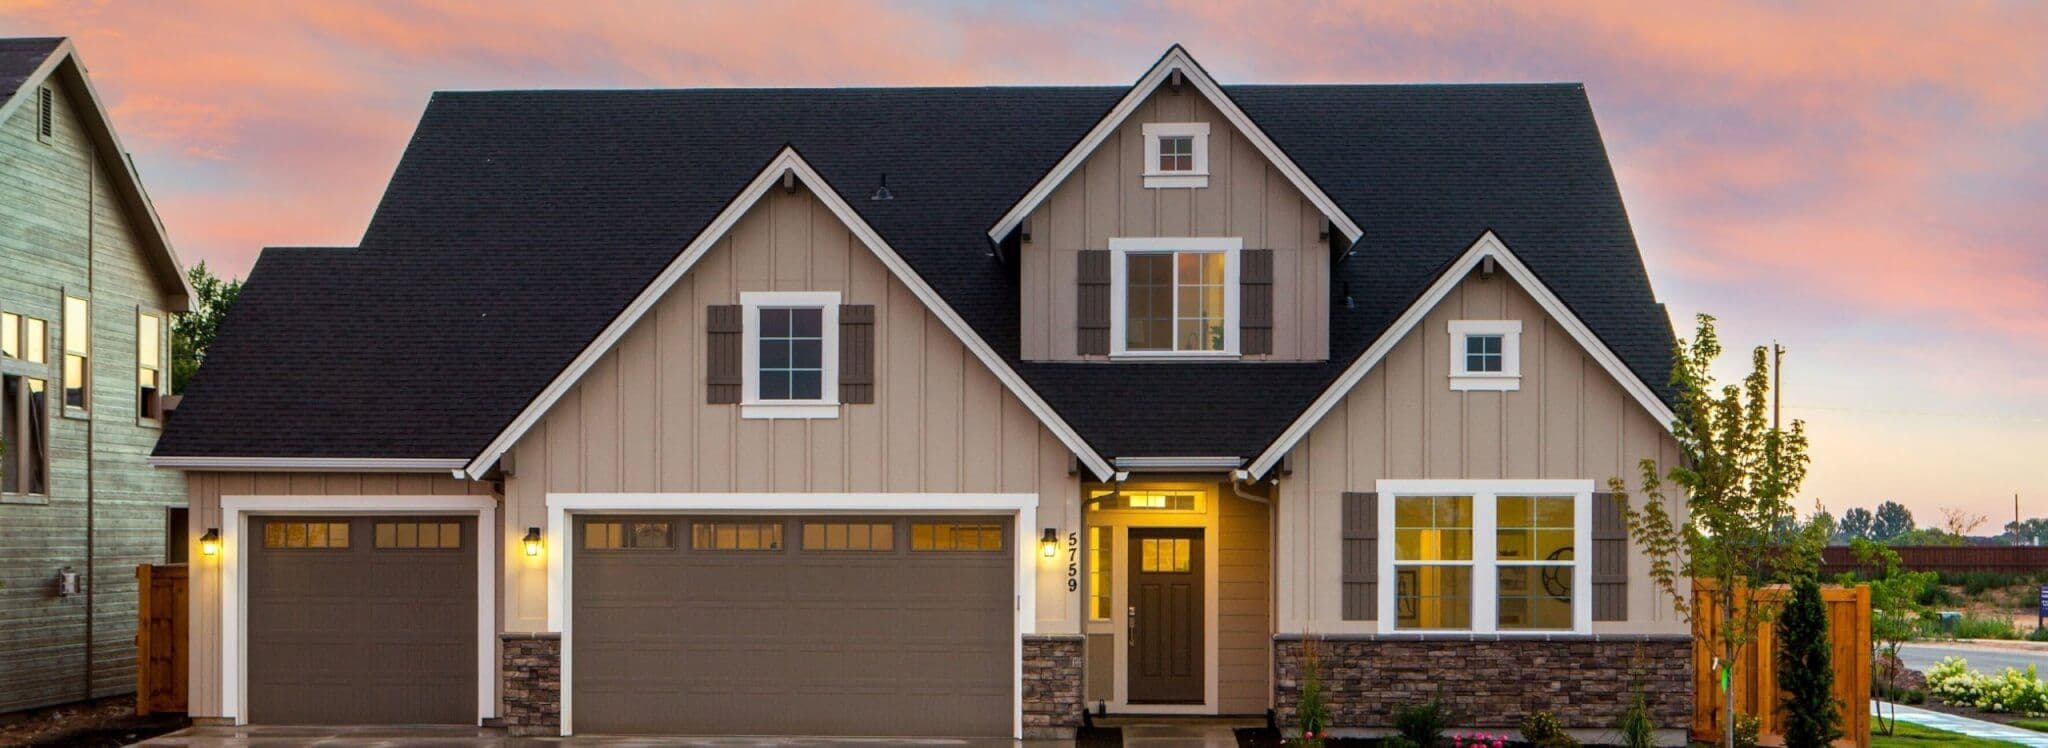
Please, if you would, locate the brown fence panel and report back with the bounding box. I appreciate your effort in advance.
[135,564,188,715]
[1821,545,2048,577]
[1693,580,1870,748]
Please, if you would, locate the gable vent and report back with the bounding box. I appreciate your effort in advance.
[36,85,54,143]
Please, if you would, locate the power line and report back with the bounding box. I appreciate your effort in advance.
[1782,404,2048,424]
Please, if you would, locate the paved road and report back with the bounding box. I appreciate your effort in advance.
[1897,642,2048,674]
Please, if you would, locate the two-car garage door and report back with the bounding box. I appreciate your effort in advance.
[571,515,1014,737]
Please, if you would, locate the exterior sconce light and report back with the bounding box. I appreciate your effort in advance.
[1040,528,1058,559]
[200,528,221,556]
[523,527,544,557]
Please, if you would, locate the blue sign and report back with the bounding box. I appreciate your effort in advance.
[2038,584,2048,617]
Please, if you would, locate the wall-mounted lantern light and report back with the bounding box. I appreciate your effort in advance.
[1040,528,1058,558]
[200,528,221,556]
[523,527,544,557]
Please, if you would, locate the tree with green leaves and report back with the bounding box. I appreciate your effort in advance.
[1838,508,1874,543]
[1776,576,1841,748]
[1809,510,1838,547]
[1612,314,1817,748]
[1871,501,1914,542]
[1838,539,1935,735]
[172,261,242,392]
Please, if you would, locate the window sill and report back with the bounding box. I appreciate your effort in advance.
[740,402,841,420]
[1450,374,1520,391]
[0,492,50,506]
[1142,173,1208,189]
[137,417,162,430]
[61,407,89,421]
[1110,351,1240,362]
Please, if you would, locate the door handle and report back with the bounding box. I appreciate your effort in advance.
[1127,605,1136,646]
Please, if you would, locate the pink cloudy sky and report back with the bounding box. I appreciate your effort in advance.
[5,1,2043,528]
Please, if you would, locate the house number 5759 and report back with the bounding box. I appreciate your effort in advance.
[1065,531,1080,592]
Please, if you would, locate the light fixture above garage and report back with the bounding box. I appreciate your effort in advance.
[523,527,544,557]
[200,528,220,556]
[1040,528,1058,558]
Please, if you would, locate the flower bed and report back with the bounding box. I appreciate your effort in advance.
[1926,656,2048,715]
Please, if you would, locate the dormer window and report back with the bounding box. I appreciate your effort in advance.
[1109,237,1240,357]
[1141,122,1210,188]
[740,291,840,419]
[1449,320,1522,391]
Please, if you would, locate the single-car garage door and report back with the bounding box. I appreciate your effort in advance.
[246,515,476,724]
[572,515,1013,736]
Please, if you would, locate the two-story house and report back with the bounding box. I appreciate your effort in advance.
[155,47,1692,742]
[0,37,193,714]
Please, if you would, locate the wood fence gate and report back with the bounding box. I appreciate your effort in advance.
[1692,580,1871,747]
[136,564,187,715]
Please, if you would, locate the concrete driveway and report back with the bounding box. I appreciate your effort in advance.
[141,725,1068,747]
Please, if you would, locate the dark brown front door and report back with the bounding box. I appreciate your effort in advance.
[245,515,476,724]
[1128,527,1203,703]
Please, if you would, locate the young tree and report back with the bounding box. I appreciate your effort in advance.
[1838,508,1874,543]
[1940,507,1988,540]
[1809,509,1839,547]
[1839,539,1935,735]
[1613,314,1816,748]
[1871,501,1915,542]
[172,261,243,392]
[1776,576,1841,748]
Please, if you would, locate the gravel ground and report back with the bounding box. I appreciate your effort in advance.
[0,696,188,748]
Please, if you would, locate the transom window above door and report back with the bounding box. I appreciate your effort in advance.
[740,291,840,419]
[1108,237,1240,358]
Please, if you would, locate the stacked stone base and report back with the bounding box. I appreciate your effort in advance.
[1275,635,1692,732]
[1022,635,1085,739]
[500,632,562,737]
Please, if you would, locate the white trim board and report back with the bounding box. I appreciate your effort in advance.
[542,492,1042,738]
[213,494,498,726]
[985,45,1362,246]
[460,147,1116,482]
[148,456,469,472]
[1246,231,1679,478]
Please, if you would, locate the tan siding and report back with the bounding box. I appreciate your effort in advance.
[1217,489,1272,713]
[1277,270,1685,635]
[181,472,493,718]
[1019,86,1330,362]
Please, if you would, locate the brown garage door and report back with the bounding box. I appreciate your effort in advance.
[246,516,476,724]
[573,515,1013,737]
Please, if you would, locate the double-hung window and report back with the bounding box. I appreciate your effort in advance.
[739,291,839,419]
[1378,480,1592,633]
[62,296,88,411]
[1109,237,1240,357]
[137,311,164,423]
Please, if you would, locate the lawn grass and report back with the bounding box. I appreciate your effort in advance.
[2011,717,2048,733]
[1872,721,2025,747]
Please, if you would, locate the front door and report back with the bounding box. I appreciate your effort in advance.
[1128,527,1203,703]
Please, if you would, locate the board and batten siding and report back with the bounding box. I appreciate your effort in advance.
[179,472,496,719]
[496,183,1084,635]
[1018,85,1329,362]
[1274,269,1687,636]
[0,68,189,713]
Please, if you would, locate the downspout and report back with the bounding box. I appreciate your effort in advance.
[1227,469,1272,506]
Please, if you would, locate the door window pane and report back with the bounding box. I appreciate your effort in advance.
[1139,537,1192,573]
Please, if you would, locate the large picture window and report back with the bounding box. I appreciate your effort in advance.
[1378,480,1592,633]
[1108,237,1240,357]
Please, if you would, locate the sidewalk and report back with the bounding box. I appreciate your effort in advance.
[1876,701,2048,746]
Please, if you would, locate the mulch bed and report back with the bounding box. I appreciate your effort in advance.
[1075,725,1123,747]
[0,696,189,747]
[1232,727,1379,746]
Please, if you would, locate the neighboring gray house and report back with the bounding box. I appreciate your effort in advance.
[155,46,1692,741]
[0,37,194,714]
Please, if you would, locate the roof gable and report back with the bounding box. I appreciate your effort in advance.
[987,45,1362,246]
[461,147,1117,481]
[0,37,194,309]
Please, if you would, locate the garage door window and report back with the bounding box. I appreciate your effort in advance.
[802,522,894,551]
[910,523,1003,552]
[692,521,784,551]
[587,520,675,550]
[264,520,350,549]
[375,521,463,549]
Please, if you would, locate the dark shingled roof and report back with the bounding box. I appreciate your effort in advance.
[158,83,1674,464]
[0,37,64,110]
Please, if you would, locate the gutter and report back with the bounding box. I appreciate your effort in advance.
[1110,456,1243,472]
[147,456,469,472]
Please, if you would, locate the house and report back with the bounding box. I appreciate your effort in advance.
[153,46,1693,741]
[0,37,193,714]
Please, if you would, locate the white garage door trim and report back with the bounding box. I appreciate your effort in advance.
[544,492,1041,739]
[217,494,498,725]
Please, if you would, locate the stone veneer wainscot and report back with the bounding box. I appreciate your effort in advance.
[1023,635,1085,739]
[500,633,561,737]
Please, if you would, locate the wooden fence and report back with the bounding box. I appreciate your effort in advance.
[1692,580,1871,748]
[1821,545,2048,577]
[135,564,187,716]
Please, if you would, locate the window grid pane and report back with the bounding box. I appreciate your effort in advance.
[264,521,351,549]
[1088,527,1112,620]
[801,522,895,551]
[1,313,17,358]
[758,307,824,401]
[910,523,1003,552]
[1124,254,1174,350]
[1465,334,1504,373]
[1157,135,1195,172]
[1396,565,1473,629]
[692,521,784,551]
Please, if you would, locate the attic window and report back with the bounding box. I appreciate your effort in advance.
[1449,320,1522,391]
[1141,122,1209,188]
[36,85,53,143]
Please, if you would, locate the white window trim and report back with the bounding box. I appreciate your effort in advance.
[1375,479,1593,635]
[1108,237,1241,359]
[1140,122,1210,189]
[739,291,840,419]
[1448,319,1522,391]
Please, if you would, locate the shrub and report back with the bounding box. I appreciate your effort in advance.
[1954,614,2023,640]
[1290,639,1329,748]
[1393,697,1452,748]
[1733,713,1761,748]
[1776,577,1841,748]
[1381,738,1420,748]
[1617,691,1656,748]
[1519,711,1578,748]
[2028,626,2048,643]
[1916,585,1962,608]
[1450,732,1508,748]
[1925,656,2048,715]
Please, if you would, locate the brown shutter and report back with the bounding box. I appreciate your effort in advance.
[1341,492,1378,621]
[706,304,742,404]
[1241,248,1274,355]
[839,304,875,404]
[1076,250,1110,356]
[1593,492,1629,621]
